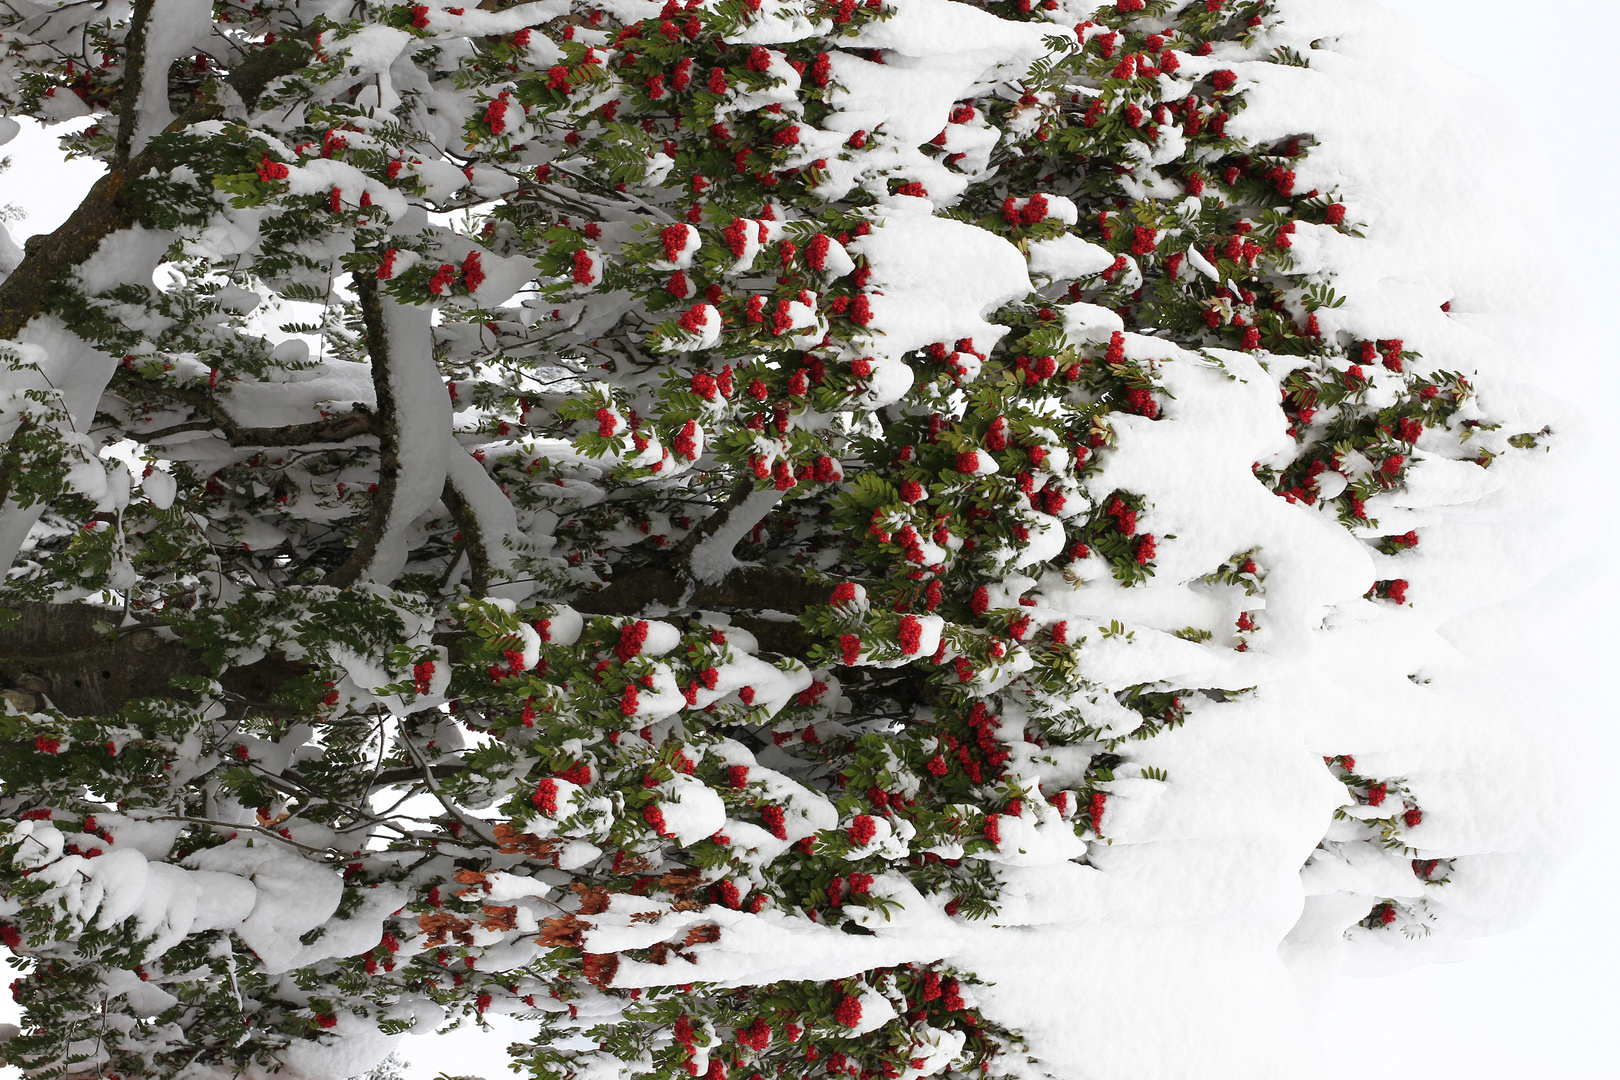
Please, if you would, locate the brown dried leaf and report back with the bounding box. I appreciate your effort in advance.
[582,952,620,987]
[479,905,518,931]
[613,852,652,875]
[416,912,473,947]
[572,884,612,915]
[682,924,721,946]
[493,821,564,862]
[630,910,665,924]
[538,913,588,947]
[658,868,704,895]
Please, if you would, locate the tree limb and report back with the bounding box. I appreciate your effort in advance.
[0,600,310,717]
[0,37,314,341]
[112,0,156,167]
[397,721,500,847]
[371,763,468,787]
[440,473,494,597]
[323,276,404,590]
[572,560,832,661]
[0,415,35,510]
[118,375,376,448]
[573,480,831,619]
[0,606,204,716]
[440,446,533,600]
[0,541,829,714]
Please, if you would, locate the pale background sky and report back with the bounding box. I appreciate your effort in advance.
[0,1,1616,1077]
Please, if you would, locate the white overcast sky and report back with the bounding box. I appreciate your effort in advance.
[0,2,1616,1078]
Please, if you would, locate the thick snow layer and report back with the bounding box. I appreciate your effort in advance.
[222,359,376,429]
[954,691,1345,1079]
[1026,233,1115,282]
[243,1012,402,1080]
[816,0,1051,204]
[0,318,119,571]
[130,0,214,154]
[850,202,1031,370]
[185,841,343,971]
[952,3,1601,1077]
[1075,343,1373,650]
[365,297,453,584]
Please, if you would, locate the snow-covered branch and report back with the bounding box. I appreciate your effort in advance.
[326,277,450,588]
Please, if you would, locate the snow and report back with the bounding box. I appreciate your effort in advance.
[1074,342,1374,650]
[844,988,899,1036]
[951,4,1600,1075]
[326,23,416,112]
[656,775,727,847]
[222,359,376,429]
[445,444,534,600]
[74,224,174,296]
[428,1,573,39]
[364,297,453,584]
[849,0,1053,65]
[850,202,1032,379]
[609,875,961,990]
[9,825,269,963]
[538,604,584,645]
[1026,233,1115,283]
[0,318,119,571]
[185,841,343,971]
[244,1012,402,1080]
[0,223,21,279]
[651,224,700,270]
[664,303,723,351]
[129,0,214,155]
[638,619,682,658]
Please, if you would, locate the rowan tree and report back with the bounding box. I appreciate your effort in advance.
[0,1,1551,1078]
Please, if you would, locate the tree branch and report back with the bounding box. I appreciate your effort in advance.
[0,415,35,510]
[324,276,405,590]
[112,0,156,167]
[573,479,831,621]
[371,763,468,787]
[0,600,315,717]
[0,603,204,716]
[0,36,314,341]
[118,375,376,448]
[684,484,784,584]
[573,560,832,655]
[397,721,500,847]
[440,471,494,597]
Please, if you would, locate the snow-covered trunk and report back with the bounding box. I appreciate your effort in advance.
[686,485,785,585]
[442,443,532,601]
[120,0,216,159]
[328,280,450,587]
